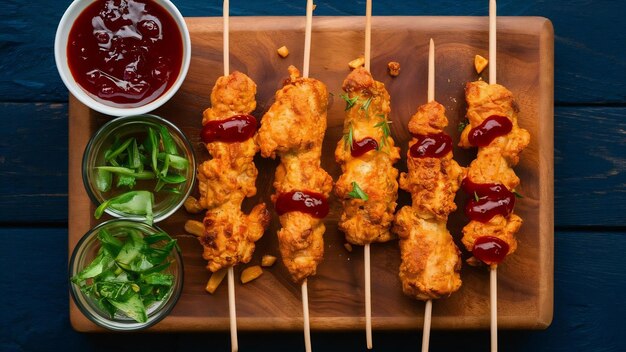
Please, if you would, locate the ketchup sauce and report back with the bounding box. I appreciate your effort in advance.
[351,137,378,157]
[462,178,516,223]
[409,133,453,158]
[275,191,329,218]
[468,115,512,146]
[472,236,510,265]
[67,0,183,106]
[201,115,257,143]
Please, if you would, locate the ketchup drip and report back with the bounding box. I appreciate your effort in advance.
[275,191,329,219]
[201,115,257,143]
[468,115,513,146]
[409,133,453,158]
[472,236,510,265]
[351,137,378,157]
[462,178,516,223]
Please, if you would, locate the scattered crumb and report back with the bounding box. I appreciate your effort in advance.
[387,61,400,77]
[241,265,263,284]
[344,243,353,252]
[261,255,277,267]
[277,45,289,58]
[474,54,488,74]
[348,56,365,69]
[466,256,483,267]
[447,78,451,83]
[205,269,227,294]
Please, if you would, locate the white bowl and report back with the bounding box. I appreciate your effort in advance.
[54,0,191,117]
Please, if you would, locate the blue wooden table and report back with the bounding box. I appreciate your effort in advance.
[1,1,625,351]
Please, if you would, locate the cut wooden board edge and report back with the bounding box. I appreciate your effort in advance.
[67,16,554,333]
[536,17,555,330]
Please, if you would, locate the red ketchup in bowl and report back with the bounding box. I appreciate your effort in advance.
[67,0,183,107]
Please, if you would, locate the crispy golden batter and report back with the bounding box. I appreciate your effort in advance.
[459,81,530,260]
[400,102,464,220]
[334,68,400,245]
[258,66,332,283]
[393,101,463,300]
[197,71,269,272]
[394,208,462,300]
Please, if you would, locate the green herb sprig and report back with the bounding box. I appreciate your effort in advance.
[340,93,359,111]
[348,181,369,201]
[343,123,354,150]
[458,119,469,132]
[374,114,392,149]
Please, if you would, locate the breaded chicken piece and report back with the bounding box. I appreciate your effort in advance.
[258,66,333,283]
[197,71,270,272]
[459,81,530,260]
[334,68,400,245]
[393,101,463,300]
[394,209,462,300]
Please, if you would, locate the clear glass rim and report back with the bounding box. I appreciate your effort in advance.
[82,113,196,223]
[68,218,184,331]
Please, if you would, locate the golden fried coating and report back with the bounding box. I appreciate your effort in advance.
[400,102,464,221]
[393,101,463,300]
[334,67,400,245]
[459,81,530,260]
[258,66,333,283]
[394,208,462,300]
[197,71,269,272]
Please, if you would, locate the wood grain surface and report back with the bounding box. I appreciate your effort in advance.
[68,16,553,332]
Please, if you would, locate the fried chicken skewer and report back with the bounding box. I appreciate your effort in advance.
[258,64,331,350]
[334,1,400,347]
[195,2,269,350]
[457,2,530,350]
[392,39,464,352]
[257,3,331,351]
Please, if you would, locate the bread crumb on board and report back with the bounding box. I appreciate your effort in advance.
[277,45,289,58]
[474,54,488,74]
[388,61,400,77]
[348,56,365,69]
[241,265,263,284]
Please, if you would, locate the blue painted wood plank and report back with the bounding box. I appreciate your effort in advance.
[0,0,624,103]
[1,229,624,351]
[0,103,67,223]
[555,106,626,227]
[0,103,623,226]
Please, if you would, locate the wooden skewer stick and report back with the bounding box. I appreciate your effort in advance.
[421,38,436,352]
[364,0,372,71]
[490,265,498,352]
[489,1,498,351]
[223,0,230,76]
[301,3,314,352]
[364,243,372,349]
[227,267,238,352]
[302,0,313,78]
[489,0,497,85]
[422,299,433,352]
[222,2,237,351]
[363,1,374,348]
[302,279,312,352]
[427,38,435,103]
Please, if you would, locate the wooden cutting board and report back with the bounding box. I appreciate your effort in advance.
[69,16,554,332]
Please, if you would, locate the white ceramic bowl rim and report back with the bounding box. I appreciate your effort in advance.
[54,0,191,117]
